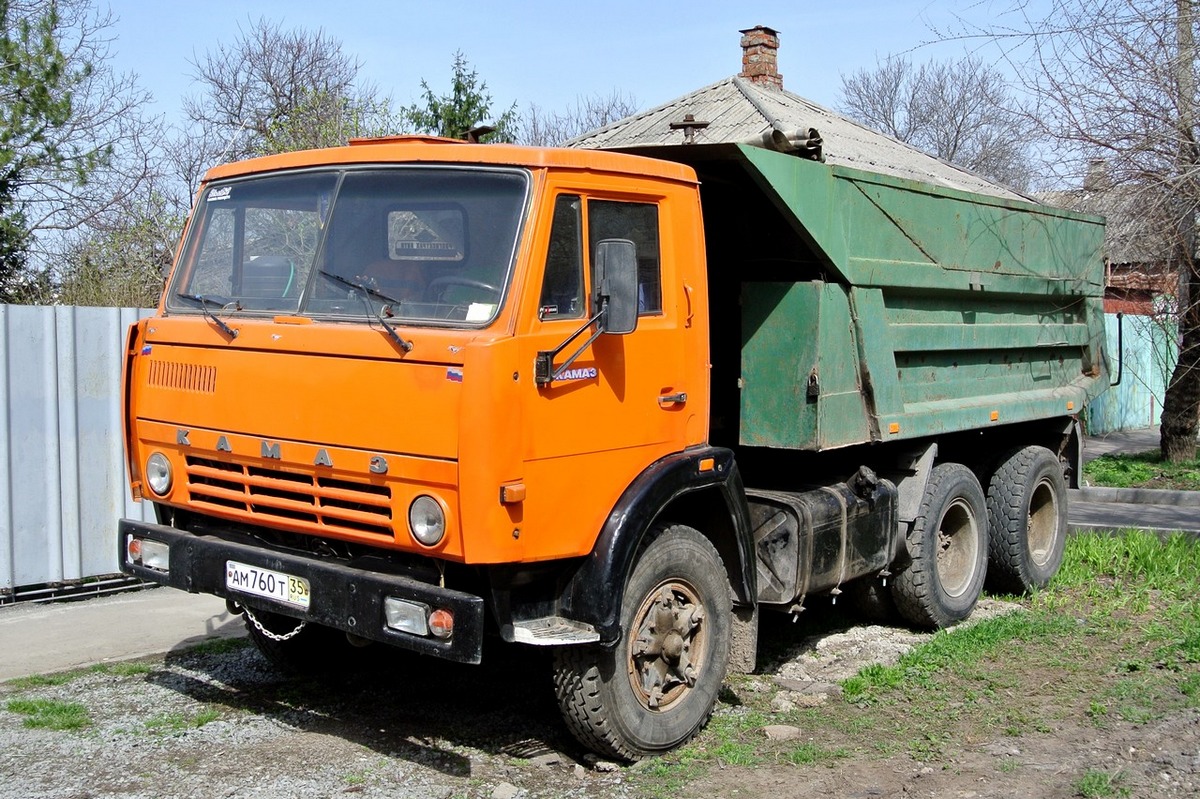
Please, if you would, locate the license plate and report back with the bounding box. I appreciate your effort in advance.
[225,560,311,609]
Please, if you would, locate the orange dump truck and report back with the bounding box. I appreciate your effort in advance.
[119,136,1106,759]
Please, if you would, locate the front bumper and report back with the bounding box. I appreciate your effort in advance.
[118,519,485,663]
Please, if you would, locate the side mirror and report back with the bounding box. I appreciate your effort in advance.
[595,238,638,335]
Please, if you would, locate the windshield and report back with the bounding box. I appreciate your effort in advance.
[168,167,529,326]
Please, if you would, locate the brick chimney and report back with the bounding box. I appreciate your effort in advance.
[1084,158,1111,191]
[739,26,782,90]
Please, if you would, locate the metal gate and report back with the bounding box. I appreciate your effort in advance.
[1,305,156,599]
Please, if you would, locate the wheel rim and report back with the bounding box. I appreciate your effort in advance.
[936,498,979,598]
[1026,476,1059,566]
[626,579,708,711]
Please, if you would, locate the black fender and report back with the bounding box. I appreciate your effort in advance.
[558,446,756,645]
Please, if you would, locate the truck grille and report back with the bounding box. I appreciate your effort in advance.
[184,456,394,538]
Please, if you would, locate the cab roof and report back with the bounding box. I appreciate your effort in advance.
[202,136,700,186]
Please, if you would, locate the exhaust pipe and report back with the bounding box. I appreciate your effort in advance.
[743,126,823,160]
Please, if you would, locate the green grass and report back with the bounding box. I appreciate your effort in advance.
[1074,769,1129,798]
[7,661,153,691]
[144,707,221,734]
[785,742,849,765]
[703,709,768,766]
[5,698,91,730]
[97,662,154,677]
[7,673,79,690]
[868,530,1195,724]
[794,529,1200,780]
[1083,450,1200,490]
[1055,530,1200,680]
[625,529,1199,798]
[841,611,1077,703]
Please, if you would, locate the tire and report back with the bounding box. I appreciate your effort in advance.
[243,607,370,675]
[891,463,988,629]
[552,524,732,761]
[985,446,1067,594]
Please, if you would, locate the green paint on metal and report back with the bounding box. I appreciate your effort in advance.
[738,144,1104,294]
[729,142,1108,452]
[741,282,871,449]
[848,288,902,420]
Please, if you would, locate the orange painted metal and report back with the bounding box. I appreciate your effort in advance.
[125,139,708,566]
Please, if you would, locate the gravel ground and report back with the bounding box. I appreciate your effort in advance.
[2,598,1197,799]
[0,631,629,799]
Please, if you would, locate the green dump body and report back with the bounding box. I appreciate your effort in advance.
[731,145,1107,451]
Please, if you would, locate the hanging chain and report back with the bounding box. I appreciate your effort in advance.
[243,606,307,642]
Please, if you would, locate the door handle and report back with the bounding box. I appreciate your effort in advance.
[658,392,688,407]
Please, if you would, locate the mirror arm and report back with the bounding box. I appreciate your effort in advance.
[535,299,607,385]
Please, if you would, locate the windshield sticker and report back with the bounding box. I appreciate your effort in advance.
[388,209,465,261]
[465,303,495,322]
[447,368,463,383]
[207,186,232,202]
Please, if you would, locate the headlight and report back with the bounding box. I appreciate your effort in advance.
[146,452,172,496]
[408,495,446,547]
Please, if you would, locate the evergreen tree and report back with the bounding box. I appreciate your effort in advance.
[402,52,518,142]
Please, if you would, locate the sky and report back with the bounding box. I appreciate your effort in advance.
[101,0,1040,130]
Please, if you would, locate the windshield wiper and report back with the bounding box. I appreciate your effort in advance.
[317,270,413,353]
[176,293,239,339]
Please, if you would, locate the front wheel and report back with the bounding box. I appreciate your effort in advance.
[552,524,732,761]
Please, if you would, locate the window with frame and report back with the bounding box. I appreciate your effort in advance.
[587,200,662,315]
[538,195,584,320]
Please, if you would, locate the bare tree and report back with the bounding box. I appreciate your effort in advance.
[959,1,1200,459]
[184,18,382,161]
[1,0,159,295]
[53,189,180,307]
[839,55,1035,191]
[518,90,640,146]
[259,89,399,154]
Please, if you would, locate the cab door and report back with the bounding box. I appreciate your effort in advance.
[516,187,694,558]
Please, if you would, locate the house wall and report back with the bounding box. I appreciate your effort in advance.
[1,305,156,597]
[1085,312,1176,434]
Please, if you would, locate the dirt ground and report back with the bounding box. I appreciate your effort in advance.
[1,598,1197,799]
[699,711,1200,799]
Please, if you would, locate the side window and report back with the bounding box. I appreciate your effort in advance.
[539,195,584,319]
[588,200,662,316]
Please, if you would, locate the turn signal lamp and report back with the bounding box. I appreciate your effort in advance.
[125,534,170,572]
[428,609,454,639]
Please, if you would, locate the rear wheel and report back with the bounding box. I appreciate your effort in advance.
[986,446,1068,593]
[553,524,732,761]
[892,463,988,629]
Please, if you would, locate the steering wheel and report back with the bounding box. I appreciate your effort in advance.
[425,275,500,303]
